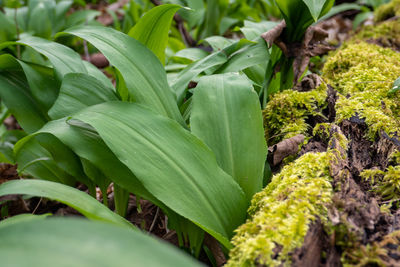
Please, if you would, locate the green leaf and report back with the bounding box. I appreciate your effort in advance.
[191,73,267,202]
[14,136,75,185]
[53,0,73,33]
[17,61,59,113]
[0,129,25,164]
[302,0,331,21]
[171,39,254,104]
[215,38,269,74]
[390,77,400,94]
[0,35,87,80]
[171,51,228,104]
[0,56,48,133]
[172,48,209,64]
[0,218,203,267]
[128,4,181,65]
[33,133,92,186]
[65,9,100,28]
[82,60,114,90]
[240,20,279,41]
[275,0,333,42]
[318,3,362,22]
[60,26,185,126]
[48,73,118,120]
[0,11,16,43]
[204,36,235,51]
[25,118,160,207]
[0,179,132,228]
[0,213,51,229]
[71,101,248,249]
[202,0,219,38]
[19,118,200,250]
[27,0,53,39]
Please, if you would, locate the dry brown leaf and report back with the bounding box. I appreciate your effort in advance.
[268,134,305,166]
[261,20,286,48]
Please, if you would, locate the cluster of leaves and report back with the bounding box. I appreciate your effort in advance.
[0,2,268,264]
[0,0,380,265]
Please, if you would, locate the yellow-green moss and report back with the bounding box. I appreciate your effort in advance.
[361,165,400,200]
[342,243,388,267]
[227,152,334,267]
[263,84,327,145]
[389,150,400,165]
[342,230,400,266]
[322,42,400,140]
[353,19,400,48]
[374,0,400,23]
[313,123,332,141]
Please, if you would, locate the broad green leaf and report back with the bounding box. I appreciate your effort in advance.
[0,213,51,229]
[14,136,77,185]
[0,129,25,164]
[128,4,181,65]
[49,73,118,119]
[0,179,132,228]
[27,0,53,39]
[318,3,362,22]
[33,133,92,186]
[171,39,254,104]
[275,0,314,42]
[390,77,400,94]
[219,16,238,35]
[0,56,92,186]
[24,118,160,207]
[53,0,73,33]
[82,60,114,90]
[0,55,59,130]
[20,118,201,251]
[240,20,279,41]
[0,11,16,43]
[4,7,28,31]
[202,0,219,38]
[191,73,267,202]
[172,48,209,64]
[215,38,269,74]
[204,36,235,51]
[60,26,185,126]
[0,34,87,80]
[17,61,59,113]
[65,9,100,28]
[171,51,228,104]
[72,102,248,249]
[302,0,332,21]
[274,0,332,42]
[0,218,203,267]
[178,0,204,29]
[0,65,47,133]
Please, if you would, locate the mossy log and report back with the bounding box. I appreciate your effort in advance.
[227,8,400,267]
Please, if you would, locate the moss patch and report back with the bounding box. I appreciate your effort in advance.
[353,18,400,50]
[227,152,334,266]
[232,11,400,267]
[361,164,400,200]
[342,230,400,266]
[374,0,400,23]
[263,84,327,145]
[322,42,400,139]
